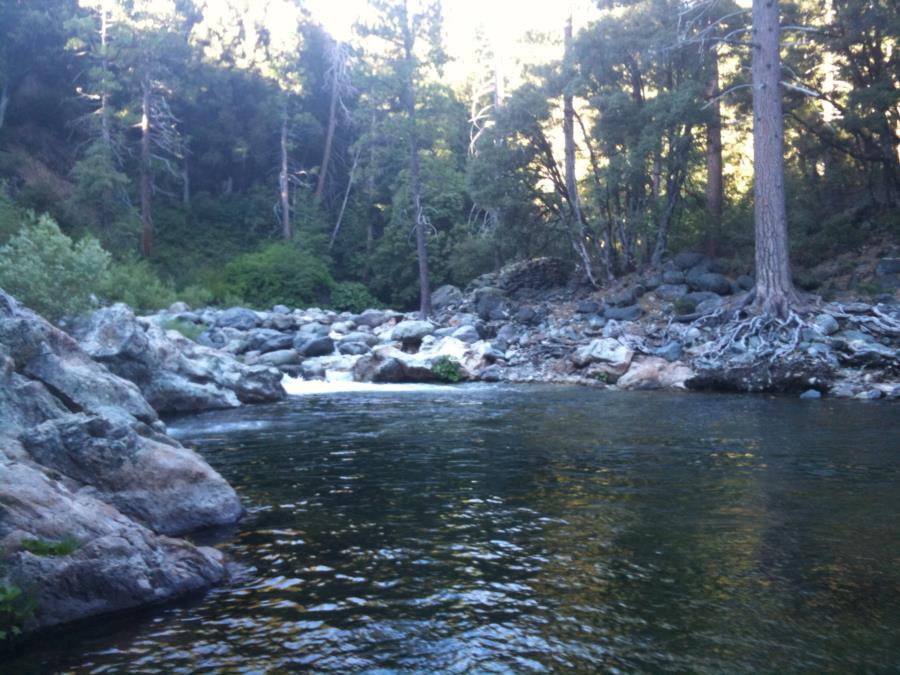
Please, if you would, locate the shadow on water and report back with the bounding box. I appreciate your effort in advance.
[6,385,900,673]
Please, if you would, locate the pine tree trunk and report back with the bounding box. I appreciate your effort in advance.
[100,6,111,149]
[0,83,8,132]
[750,0,798,317]
[315,62,339,203]
[705,54,724,254]
[140,72,153,258]
[279,107,292,240]
[563,14,597,287]
[403,4,431,318]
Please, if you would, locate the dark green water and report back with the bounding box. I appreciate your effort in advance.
[7,384,900,673]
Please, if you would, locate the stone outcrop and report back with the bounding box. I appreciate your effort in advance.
[0,289,242,633]
[70,304,284,413]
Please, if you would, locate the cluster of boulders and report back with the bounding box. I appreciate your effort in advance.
[107,253,896,401]
[0,290,243,632]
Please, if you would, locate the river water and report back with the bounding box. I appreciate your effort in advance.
[8,385,900,673]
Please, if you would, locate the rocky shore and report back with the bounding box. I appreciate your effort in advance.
[2,250,897,641]
[0,290,243,635]
[133,254,898,402]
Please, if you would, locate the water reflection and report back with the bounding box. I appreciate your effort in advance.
[7,386,900,673]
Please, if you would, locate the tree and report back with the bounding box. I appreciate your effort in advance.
[750,0,800,316]
[361,0,446,317]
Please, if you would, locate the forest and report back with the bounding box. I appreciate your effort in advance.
[0,0,897,318]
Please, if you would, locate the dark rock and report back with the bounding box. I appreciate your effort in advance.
[516,306,539,324]
[643,274,662,290]
[693,272,732,295]
[354,309,390,328]
[257,349,302,366]
[604,305,643,322]
[214,307,259,331]
[478,364,505,382]
[338,341,371,356]
[496,257,570,294]
[608,288,636,307]
[662,270,685,284]
[736,274,755,291]
[451,325,480,343]
[474,287,508,321]
[392,320,435,345]
[238,329,287,354]
[814,314,839,336]
[687,360,834,394]
[295,336,335,357]
[576,300,602,314]
[431,284,464,310]
[655,341,683,362]
[339,331,378,347]
[673,251,706,270]
[875,258,900,277]
[656,284,689,301]
[696,296,725,314]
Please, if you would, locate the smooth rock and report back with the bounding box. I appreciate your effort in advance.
[214,307,259,331]
[799,389,822,399]
[604,305,643,322]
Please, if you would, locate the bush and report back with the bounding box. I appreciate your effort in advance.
[330,281,381,313]
[20,537,80,557]
[218,242,334,309]
[432,355,463,383]
[100,258,177,311]
[0,214,110,320]
[0,576,34,645]
[161,318,205,341]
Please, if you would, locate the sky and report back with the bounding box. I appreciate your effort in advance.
[303,0,601,86]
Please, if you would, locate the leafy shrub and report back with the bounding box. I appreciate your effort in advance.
[0,576,35,645]
[177,284,214,309]
[0,214,109,320]
[432,355,463,383]
[20,537,80,557]
[100,258,177,311]
[330,281,381,313]
[161,318,205,341]
[218,242,334,309]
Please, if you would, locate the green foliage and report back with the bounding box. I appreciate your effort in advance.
[432,355,463,383]
[20,537,80,557]
[0,214,110,320]
[177,284,215,309]
[330,281,380,313]
[101,258,177,312]
[0,580,31,644]
[218,242,334,309]
[160,318,205,341]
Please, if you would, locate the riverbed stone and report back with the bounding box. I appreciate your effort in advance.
[814,314,840,336]
[214,307,260,330]
[392,320,435,345]
[604,305,643,321]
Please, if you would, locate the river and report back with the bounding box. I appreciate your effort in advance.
[8,384,900,673]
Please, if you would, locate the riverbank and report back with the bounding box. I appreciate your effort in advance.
[129,255,898,402]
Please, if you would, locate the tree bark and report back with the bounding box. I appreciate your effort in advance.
[329,145,360,249]
[705,53,724,254]
[563,14,598,288]
[750,0,799,317]
[99,5,111,149]
[279,106,292,240]
[0,83,8,132]
[315,54,340,203]
[140,71,152,258]
[403,1,431,318]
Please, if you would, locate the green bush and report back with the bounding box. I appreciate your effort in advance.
[177,284,215,309]
[330,281,381,313]
[432,355,463,383]
[100,258,177,312]
[20,537,80,557]
[0,214,110,320]
[0,576,34,645]
[161,318,205,341]
[218,242,334,309]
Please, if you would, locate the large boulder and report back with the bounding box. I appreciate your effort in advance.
[71,304,284,413]
[354,338,490,383]
[431,284,465,311]
[617,357,694,390]
[571,338,634,374]
[474,287,508,321]
[0,289,243,633]
[392,320,435,345]
[214,307,260,331]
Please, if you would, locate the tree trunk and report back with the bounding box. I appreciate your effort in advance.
[403,3,431,318]
[182,156,190,205]
[563,14,597,288]
[0,83,8,132]
[100,6,111,149]
[705,53,724,254]
[651,125,693,267]
[140,71,153,258]
[279,106,292,240]
[315,57,339,202]
[329,145,360,249]
[750,0,798,317]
